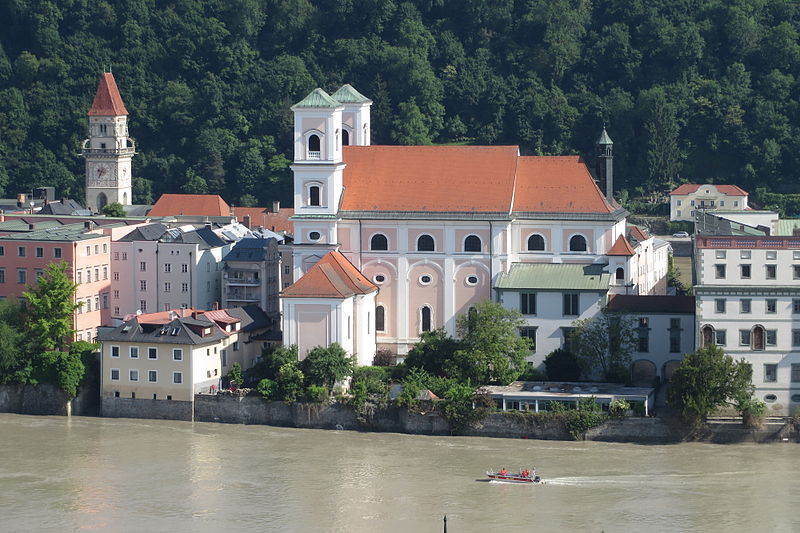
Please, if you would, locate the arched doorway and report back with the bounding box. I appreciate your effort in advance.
[96,192,108,211]
[631,359,657,386]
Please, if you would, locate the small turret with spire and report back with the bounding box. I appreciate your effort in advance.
[595,125,613,200]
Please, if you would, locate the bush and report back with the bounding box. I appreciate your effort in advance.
[442,383,489,433]
[544,349,581,381]
[256,378,276,400]
[276,363,304,402]
[247,345,298,383]
[305,384,329,403]
[300,343,354,389]
[351,366,389,396]
[518,364,547,381]
[372,349,395,366]
[227,362,243,388]
[609,398,630,419]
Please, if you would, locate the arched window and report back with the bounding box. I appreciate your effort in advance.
[375,305,385,332]
[615,267,625,281]
[96,193,108,211]
[342,129,350,146]
[464,235,481,252]
[421,306,432,332]
[527,234,545,251]
[308,134,320,152]
[309,185,320,206]
[701,325,715,347]
[417,234,435,252]
[370,234,388,251]
[569,234,587,252]
[752,325,765,351]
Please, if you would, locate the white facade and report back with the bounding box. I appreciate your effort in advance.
[694,235,800,415]
[670,184,748,222]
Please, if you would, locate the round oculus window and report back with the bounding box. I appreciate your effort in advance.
[466,275,479,285]
[764,394,777,403]
[308,231,321,241]
[374,274,386,284]
[419,274,432,285]
[791,394,800,403]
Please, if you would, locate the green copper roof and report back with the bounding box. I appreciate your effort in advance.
[495,263,610,291]
[775,219,800,236]
[331,84,372,104]
[0,222,103,241]
[292,88,341,109]
[597,127,613,145]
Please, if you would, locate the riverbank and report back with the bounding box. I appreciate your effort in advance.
[2,384,795,444]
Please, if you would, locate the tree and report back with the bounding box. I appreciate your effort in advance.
[451,300,530,385]
[300,343,354,390]
[544,348,581,381]
[22,262,80,352]
[247,345,298,382]
[101,202,125,217]
[403,328,460,377]
[227,362,243,388]
[570,310,636,382]
[275,363,304,402]
[667,345,754,423]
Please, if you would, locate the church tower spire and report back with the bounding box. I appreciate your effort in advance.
[82,72,135,212]
[595,125,613,200]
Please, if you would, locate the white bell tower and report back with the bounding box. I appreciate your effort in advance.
[83,72,135,212]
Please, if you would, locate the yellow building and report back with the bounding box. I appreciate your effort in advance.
[97,305,269,420]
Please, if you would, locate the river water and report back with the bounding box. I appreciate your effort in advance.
[0,414,796,533]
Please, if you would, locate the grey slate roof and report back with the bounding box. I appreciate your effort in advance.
[223,237,277,262]
[98,316,226,345]
[38,199,91,216]
[117,223,170,242]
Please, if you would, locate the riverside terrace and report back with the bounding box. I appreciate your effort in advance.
[481,381,655,416]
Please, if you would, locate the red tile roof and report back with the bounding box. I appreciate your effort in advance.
[233,206,294,234]
[282,251,377,298]
[628,226,649,242]
[512,156,615,213]
[607,295,695,314]
[341,146,519,212]
[607,235,635,256]
[670,184,748,196]
[88,72,129,116]
[149,194,231,217]
[340,147,614,214]
[124,308,200,324]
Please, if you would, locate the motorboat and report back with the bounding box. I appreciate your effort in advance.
[486,469,541,483]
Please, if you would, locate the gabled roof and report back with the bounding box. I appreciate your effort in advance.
[282,251,377,298]
[149,194,231,217]
[341,145,519,213]
[331,84,372,104]
[607,235,635,256]
[38,199,90,216]
[495,263,610,291]
[233,206,294,234]
[670,184,748,196]
[117,222,170,242]
[627,225,649,244]
[512,156,615,214]
[608,295,695,314]
[292,88,342,109]
[88,72,128,116]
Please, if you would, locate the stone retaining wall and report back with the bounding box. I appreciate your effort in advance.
[101,396,193,421]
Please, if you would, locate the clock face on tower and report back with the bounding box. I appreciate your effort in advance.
[88,162,115,187]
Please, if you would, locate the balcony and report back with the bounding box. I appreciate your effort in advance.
[82,147,136,156]
[226,290,261,303]
[307,151,321,160]
[224,274,261,286]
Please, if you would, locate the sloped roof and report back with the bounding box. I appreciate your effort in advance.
[88,72,128,116]
[628,226,649,243]
[341,145,519,212]
[512,156,615,214]
[223,237,276,262]
[149,194,231,217]
[608,295,695,314]
[282,251,377,298]
[233,206,294,234]
[292,88,342,109]
[670,184,748,196]
[38,199,90,216]
[607,235,635,256]
[117,222,170,242]
[495,263,610,291]
[597,127,613,145]
[331,84,372,104]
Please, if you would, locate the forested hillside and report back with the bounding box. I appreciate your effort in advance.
[1,0,799,209]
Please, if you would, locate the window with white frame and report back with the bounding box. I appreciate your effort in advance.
[148,347,157,360]
[173,372,183,384]
[130,346,139,359]
[764,364,777,383]
[148,370,157,382]
[173,349,183,361]
[129,369,139,382]
[110,368,120,381]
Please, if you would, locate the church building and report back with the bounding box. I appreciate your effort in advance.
[82,72,136,212]
[280,86,667,367]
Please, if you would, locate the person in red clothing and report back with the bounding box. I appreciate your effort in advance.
[500,468,507,476]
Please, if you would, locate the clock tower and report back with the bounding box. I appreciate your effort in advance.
[82,72,135,212]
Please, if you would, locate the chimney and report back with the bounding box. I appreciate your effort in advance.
[243,215,251,229]
[28,223,35,230]
[17,193,26,207]
[272,200,280,213]
[84,220,94,230]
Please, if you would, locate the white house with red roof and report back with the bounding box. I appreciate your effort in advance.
[281,86,669,366]
[82,72,136,212]
[669,184,749,222]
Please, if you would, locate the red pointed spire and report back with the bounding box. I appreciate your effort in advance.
[88,72,128,116]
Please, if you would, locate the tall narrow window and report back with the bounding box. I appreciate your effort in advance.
[342,129,350,146]
[417,235,435,252]
[701,325,715,347]
[464,235,481,252]
[569,235,587,252]
[527,234,545,251]
[615,267,625,281]
[520,293,536,315]
[375,305,385,332]
[308,134,321,156]
[370,234,388,251]
[309,185,320,206]
[752,325,765,351]
[421,306,432,332]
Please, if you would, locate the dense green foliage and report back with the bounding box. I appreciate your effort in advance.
[543,348,582,381]
[299,343,354,390]
[22,262,81,352]
[3,1,800,208]
[570,311,636,382]
[667,345,754,423]
[101,202,125,217]
[226,362,243,388]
